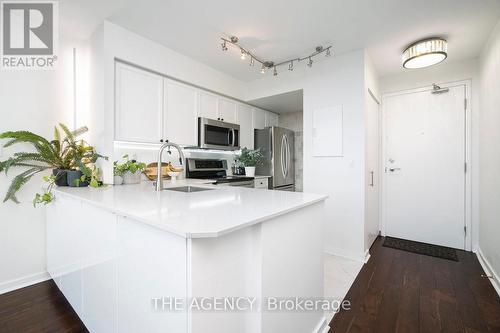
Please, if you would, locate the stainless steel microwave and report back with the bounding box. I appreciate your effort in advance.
[198,117,240,150]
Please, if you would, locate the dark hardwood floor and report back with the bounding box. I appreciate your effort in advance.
[329,237,500,333]
[1,237,499,333]
[0,279,87,333]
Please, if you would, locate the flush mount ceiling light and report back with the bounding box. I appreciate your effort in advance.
[402,38,448,69]
[220,36,333,77]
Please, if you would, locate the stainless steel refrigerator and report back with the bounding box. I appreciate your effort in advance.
[255,127,295,191]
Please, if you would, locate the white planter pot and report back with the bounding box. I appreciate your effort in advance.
[123,171,142,184]
[114,175,123,185]
[245,166,256,177]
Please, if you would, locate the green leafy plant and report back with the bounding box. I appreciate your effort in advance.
[236,148,264,167]
[73,165,105,188]
[0,123,106,203]
[114,155,146,176]
[33,175,56,207]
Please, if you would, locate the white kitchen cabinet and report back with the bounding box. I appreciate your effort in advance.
[265,111,279,127]
[237,104,254,149]
[218,98,237,123]
[252,108,266,130]
[115,63,163,143]
[198,91,219,120]
[254,177,269,189]
[164,79,198,146]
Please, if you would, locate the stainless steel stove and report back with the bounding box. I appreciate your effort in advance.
[185,158,254,188]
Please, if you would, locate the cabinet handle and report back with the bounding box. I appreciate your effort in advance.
[160,139,164,143]
[221,118,224,122]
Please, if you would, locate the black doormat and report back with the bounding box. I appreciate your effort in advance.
[383,237,459,261]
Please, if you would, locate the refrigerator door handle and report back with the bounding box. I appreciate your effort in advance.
[281,135,286,178]
[284,134,289,178]
[286,136,292,177]
[286,135,291,178]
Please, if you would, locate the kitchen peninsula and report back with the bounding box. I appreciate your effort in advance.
[46,181,329,333]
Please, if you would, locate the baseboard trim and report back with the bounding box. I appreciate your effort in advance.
[0,271,50,295]
[475,247,500,297]
[312,316,330,333]
[363,249,371,263]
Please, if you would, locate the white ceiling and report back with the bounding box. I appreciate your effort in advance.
[61,0,500,80]
[249,90,303,114]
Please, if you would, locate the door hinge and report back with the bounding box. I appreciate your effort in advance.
[464,98,467,110]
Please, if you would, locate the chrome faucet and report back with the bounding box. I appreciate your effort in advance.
[155,141,185,191]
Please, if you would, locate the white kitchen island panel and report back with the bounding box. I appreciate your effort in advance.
[47,184,328,333]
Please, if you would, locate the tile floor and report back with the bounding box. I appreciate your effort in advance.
[324,254,364,322]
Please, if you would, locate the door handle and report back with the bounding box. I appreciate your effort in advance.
[281,136,286,178]
[369,171,374,186]
[388,168,401,172]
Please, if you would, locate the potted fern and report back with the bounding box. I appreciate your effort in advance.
[236,148,263,177]
[0,123,106,204]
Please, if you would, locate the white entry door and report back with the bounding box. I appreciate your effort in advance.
[383,84,467,249]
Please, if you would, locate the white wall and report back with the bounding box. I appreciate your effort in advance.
[379,58,480,251]
[478,19,500,287]
[246,50,368,261]
[0,40,75,293]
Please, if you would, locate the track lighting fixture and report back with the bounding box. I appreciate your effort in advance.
[307,57,313,67]
[220,36,332,75]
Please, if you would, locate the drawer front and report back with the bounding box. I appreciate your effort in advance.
[254,178,269,189]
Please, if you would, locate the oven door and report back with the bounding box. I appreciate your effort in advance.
[198,118,240,150]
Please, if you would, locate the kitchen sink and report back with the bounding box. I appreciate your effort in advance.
[165,186,214,193]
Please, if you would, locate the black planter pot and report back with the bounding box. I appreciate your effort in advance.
[52,169,69,187]
[66,170,89,187]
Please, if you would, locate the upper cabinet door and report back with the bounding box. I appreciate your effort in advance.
[198,91,219,120]
[237,104,254,149]
[115,63,163,143]
[265,112,279,127]
[164,79,198,146]
[253,108,266,130]
[218,98,237,124]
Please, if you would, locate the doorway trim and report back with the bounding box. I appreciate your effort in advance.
[380,80,472,251]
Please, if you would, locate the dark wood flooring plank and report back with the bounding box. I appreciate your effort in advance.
[0,280,88,333]
[330,237,500,333]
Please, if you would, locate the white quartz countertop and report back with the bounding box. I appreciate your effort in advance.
[53,180,328,239]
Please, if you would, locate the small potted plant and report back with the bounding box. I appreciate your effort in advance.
[114,155,146,185]
[236,148,263,177]
[113,161,124,185]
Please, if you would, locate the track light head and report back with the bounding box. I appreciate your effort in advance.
[260,64,266,74]
[249,57,254,66]
[273,66,278,76]
[221,41,228,51]
[326,48,331,57]
[307,57,313,67]
[240,49,246,60]
[288,61,294,71]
